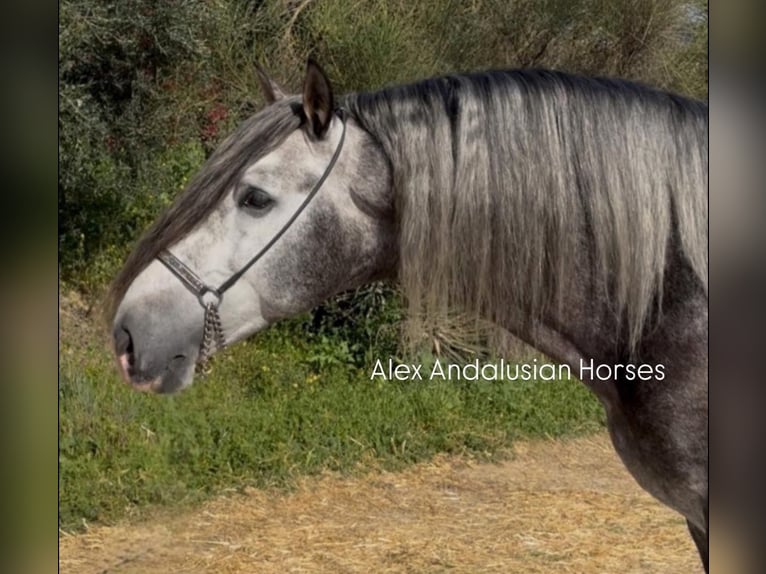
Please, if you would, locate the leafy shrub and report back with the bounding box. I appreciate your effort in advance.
[59,0,707,328]
[304,282,404,368]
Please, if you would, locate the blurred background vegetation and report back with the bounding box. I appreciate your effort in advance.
[60,0,707,292]
[59,0,707,531]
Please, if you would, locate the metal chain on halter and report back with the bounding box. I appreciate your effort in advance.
[198,302,225,372]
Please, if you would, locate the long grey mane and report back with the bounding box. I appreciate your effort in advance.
[345,69,708,351]
[110,68,708,355]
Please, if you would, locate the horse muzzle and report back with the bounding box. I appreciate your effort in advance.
[112,308,198,394]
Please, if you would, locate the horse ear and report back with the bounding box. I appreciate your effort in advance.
[302,58,334,138]
[255,64,286,104]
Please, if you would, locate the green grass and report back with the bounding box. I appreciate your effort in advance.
[59,314,604,532]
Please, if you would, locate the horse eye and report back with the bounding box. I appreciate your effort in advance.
[240,187,274,211]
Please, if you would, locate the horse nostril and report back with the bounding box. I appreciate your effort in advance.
[114,326,138,382]
[114,326,134,359]
[125,331,134,362]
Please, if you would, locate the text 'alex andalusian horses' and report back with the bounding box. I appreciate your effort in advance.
[108,60,708,570]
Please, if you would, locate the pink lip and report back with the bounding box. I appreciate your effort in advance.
[131,379,161,393]
[117,353,162,392]
[118,354,131,376]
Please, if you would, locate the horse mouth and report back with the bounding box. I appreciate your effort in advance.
[117,353,191,394]
[130,378,163,393]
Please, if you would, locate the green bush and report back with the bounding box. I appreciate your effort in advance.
[303,282,403,368]
[59,0,707,348]
[59,0,707,291]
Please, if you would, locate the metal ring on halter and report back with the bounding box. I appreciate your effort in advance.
[198,288,222,310]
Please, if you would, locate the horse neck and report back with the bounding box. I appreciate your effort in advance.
[515,239,705,385]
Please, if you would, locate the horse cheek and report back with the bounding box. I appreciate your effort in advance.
[265,204,355,311]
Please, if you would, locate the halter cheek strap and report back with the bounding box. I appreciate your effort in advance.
[157,108,348,367]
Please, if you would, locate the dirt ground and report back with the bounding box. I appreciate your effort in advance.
[59,433,701,573]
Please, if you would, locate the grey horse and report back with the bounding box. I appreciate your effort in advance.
[108,60,708,570]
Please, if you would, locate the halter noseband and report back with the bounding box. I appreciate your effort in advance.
[157,108,348,367]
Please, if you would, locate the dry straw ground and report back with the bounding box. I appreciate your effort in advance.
[59,433,700,573]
